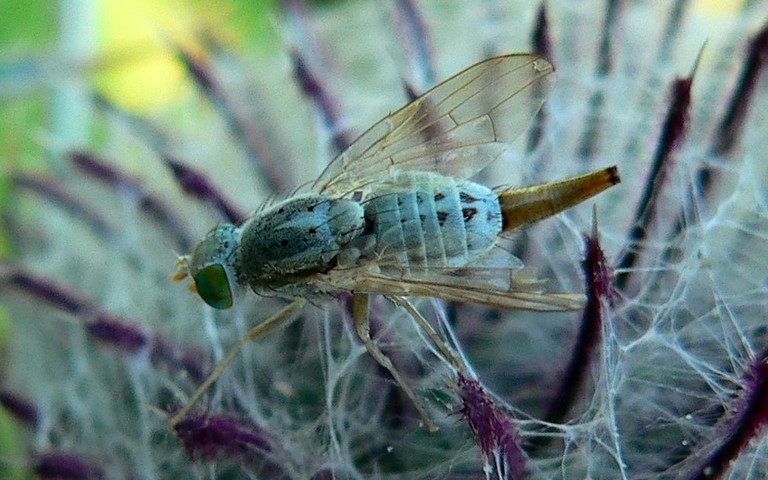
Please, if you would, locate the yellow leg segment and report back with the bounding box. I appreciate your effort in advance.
[169,299,305,428]
[352,293,438,432]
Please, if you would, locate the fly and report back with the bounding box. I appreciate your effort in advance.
[171,54,620,432]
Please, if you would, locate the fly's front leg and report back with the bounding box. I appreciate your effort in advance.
[169,299,306,428]
[352,293,438,432]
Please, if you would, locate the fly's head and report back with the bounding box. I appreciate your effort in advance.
[174,224,240,309]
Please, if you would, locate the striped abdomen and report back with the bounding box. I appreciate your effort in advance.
[363,172,502,271]
[362,167,620,272]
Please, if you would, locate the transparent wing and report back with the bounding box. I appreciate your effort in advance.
[312,54,555,196]
[329,243,583,312]
[348,268,584,312]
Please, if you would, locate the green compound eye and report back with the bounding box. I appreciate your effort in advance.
[193,264,233,309]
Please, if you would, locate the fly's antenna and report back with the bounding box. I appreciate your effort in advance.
[172,255,191,282]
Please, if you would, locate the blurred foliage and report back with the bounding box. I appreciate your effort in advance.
[0,0,57,47]
[0,0,283,238]
[94,0,280,111]
[0,1,280,477]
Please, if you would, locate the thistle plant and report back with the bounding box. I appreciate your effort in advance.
[2,1,768,479]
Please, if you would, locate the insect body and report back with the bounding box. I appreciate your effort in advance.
[364,172,503,272]
[172,54,620,431]
[239,195,365,293]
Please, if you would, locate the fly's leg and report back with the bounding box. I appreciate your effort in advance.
[352,293,438,432]
[169,299,306,428]
[391,296,466,374]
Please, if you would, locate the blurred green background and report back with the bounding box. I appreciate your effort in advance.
[0,0,286,476]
